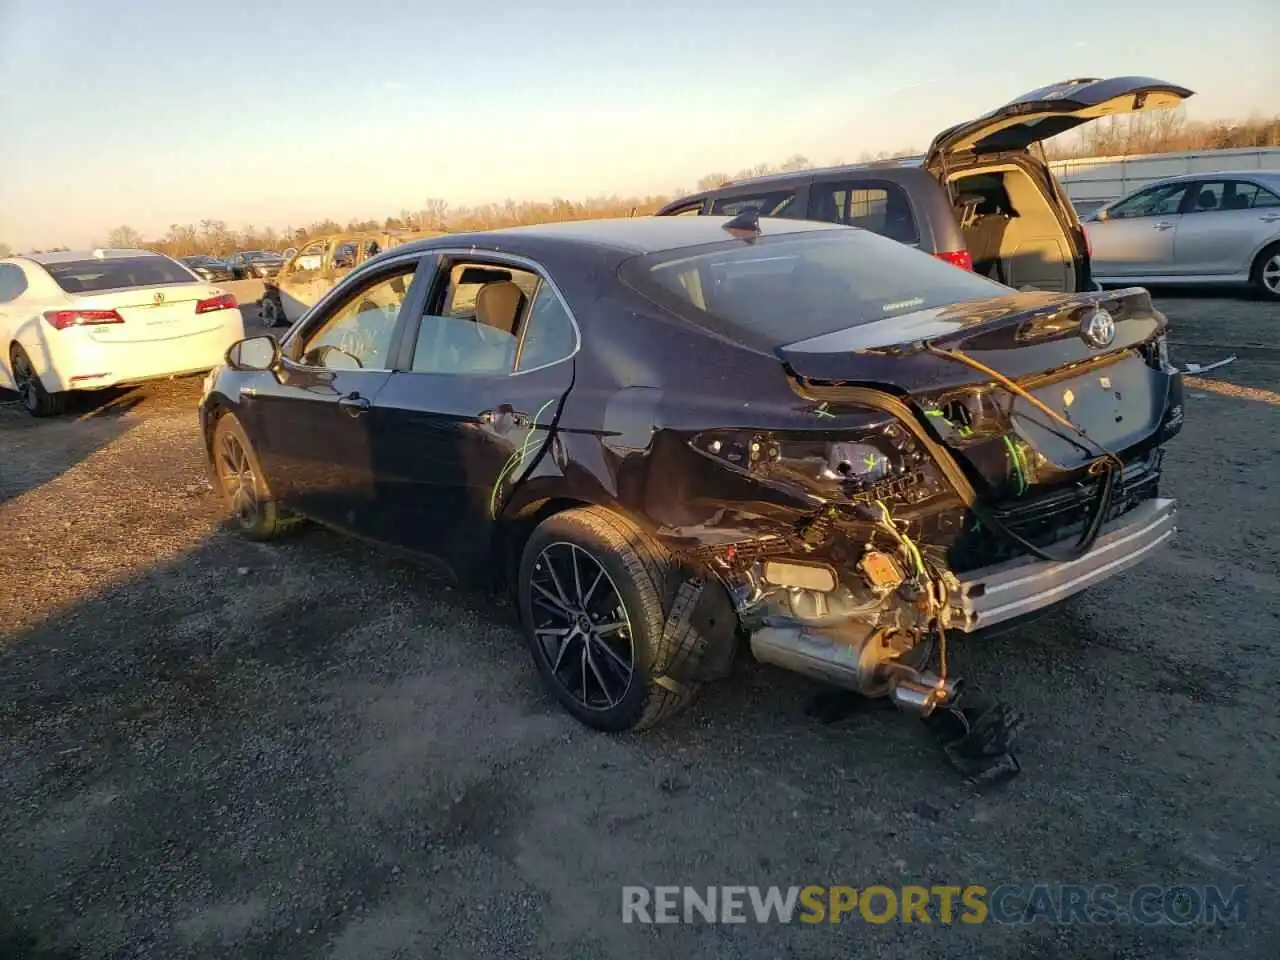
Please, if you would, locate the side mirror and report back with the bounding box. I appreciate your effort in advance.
[1093,208,1110,222]
[226,335,280,372]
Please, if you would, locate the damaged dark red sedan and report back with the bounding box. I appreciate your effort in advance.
[199,215,1182,770]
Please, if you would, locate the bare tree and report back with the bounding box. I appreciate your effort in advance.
[105,225,144,249]
[0,242,11,258]
[417,198,450,230]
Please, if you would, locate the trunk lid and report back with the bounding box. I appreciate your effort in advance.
[925,76,1194,161]
[73,283,233,344]
[780,287,1179,485]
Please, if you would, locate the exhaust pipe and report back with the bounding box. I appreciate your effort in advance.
[887,670,957,716]
[750,623,955,713]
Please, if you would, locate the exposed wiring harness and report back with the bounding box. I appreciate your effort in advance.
[866,499,954,694]
[922,342,1126,564]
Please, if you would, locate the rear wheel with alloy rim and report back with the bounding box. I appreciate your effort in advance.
[211,413,300,540]
[1252,242,1280,300]
[9,344,67,417]
[518,506,703,731]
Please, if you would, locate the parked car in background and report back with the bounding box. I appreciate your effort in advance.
[1084,171,1280,300]
[180,254,235,282]
[200,216,1182,760]
[0,248,243,416]
[658,76,1194,294]
[268,229,446,325]
[227,250,285,280]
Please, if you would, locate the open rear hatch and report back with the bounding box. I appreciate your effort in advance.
[779,287,1182,492]
[923,77,1194,290]
[924,76,1194,160]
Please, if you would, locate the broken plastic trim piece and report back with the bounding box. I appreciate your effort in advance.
[1178,355,1235,375]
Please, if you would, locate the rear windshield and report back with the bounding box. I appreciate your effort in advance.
[44,257,194,294]
[619,228,1003,345]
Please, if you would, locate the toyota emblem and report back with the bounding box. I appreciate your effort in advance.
[153,291,166,305]
[1080,308,1116,349]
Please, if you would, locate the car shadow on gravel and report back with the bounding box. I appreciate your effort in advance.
[0,400,139,508]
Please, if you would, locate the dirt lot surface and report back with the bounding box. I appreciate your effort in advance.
[1,294,1277,959]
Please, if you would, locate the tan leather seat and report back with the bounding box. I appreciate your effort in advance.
[475,281,526,336]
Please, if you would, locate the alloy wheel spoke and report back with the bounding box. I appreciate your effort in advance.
[589,633,631,674]
[531,580,571,613]
[569,544,584,606]
[580,568,604,610]
[583,645,616,708]
[549,628,578,673]
[544,554,573,608]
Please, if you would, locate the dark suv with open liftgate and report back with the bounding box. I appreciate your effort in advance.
[658,76,1193,294]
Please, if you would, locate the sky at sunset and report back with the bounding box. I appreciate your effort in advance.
[1,0,1276,249]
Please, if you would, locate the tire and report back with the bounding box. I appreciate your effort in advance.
[210,412,301,540]
[259,296,282,327]
[1251,242,1280,301]
[9,344,67,417]
[517,506,703,732]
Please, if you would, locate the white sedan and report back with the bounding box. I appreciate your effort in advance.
[0,248,245,416]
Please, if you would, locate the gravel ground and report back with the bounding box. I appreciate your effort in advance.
[1,294,1277,959]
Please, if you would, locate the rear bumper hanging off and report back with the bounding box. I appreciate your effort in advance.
[948,497,1177,632]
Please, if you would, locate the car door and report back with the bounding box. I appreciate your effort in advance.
[276,238,330,322]
[1173,179,1280,277]
[1086,180,1195,278]
[363,253,578,581]
[243,253,429,532]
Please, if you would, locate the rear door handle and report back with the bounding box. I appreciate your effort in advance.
[1260,214,1280,223]
[1153,221,1175,231]
[338,392,371,417]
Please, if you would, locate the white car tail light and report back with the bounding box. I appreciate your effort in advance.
[195,293,237,314]
[43,309,125,330]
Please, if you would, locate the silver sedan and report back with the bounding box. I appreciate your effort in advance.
[1084,170,1280,299]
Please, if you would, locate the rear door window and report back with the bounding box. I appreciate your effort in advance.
[710,192,797,217]
[1188,180,1280,212]
[809,180,919,243]
[43,257,193,294]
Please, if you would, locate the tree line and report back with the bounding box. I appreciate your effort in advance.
[6,111,1278,258]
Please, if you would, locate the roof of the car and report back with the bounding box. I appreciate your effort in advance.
[1148,169,1280,185]
[407,215,847,256]
[700,157,927,191]
[25,248,161,265]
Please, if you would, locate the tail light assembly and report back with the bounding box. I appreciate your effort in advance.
[43,309,124,330]
[935,250,974,272]
[195,293,238,314]
[688,423,945,507]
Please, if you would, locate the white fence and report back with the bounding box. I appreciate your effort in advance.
[1049,147,1280,214]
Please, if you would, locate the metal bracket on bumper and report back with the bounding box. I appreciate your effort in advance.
[949,497,1178,633]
